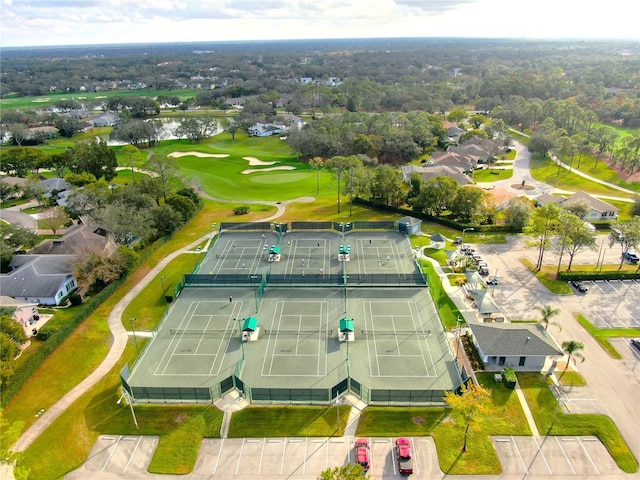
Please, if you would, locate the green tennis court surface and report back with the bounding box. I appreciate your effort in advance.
[124,228,462,405]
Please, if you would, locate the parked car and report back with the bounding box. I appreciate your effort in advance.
[354,438,370,472]
[486,278,499,286]
[395,437,413,475]
[630,339,640,353]
[478,268,489,276]
[570,280,588,293]
[623,251,639,264]
[453,236,462,245]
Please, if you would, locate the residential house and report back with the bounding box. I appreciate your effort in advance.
[30,223,116,256]
[248,122,284,137]
[299,77,313,84]
[326,77,343,87]
[0,255,77,305]
[536,191,619,221]
[428,151,479,172]
[40,178,72,204]
[467,323,563,371]
[401,164,472,186]
[224,97,246,107]
[448,139,504,163]
[91,112,120,127]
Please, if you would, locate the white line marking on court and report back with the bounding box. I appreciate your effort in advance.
[556,437,576,474]
[212,438,224,474]
[532,437,553,474]
[577,437,600,474]
[303,437,308,475]
[510,436,529,474]
[123,436,143,473]
[101,436,121,472]
[370,302,382,376]
[390,437,397,475]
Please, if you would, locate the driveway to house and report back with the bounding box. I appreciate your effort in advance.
[0,208,38,232]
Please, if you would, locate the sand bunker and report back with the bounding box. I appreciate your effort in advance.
[242,166,296,174]
[243,156,277,166]
[168,152,230,158]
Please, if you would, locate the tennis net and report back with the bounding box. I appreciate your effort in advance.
[169,328,236,335]
[358,329,431,337]
[264,329,333,337]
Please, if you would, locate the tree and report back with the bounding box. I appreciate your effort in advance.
[369,165,406,207]
[558,214,597,271]
[144,153,182,203]
[561,340,585,377]
[449,187,486,223]
[325,155,360,214]
[22,176,46,206]
[0,180,18,203]
[54,115,81,138]
[0,223,38,271]
[502,197,533,230]
[120,145,141,184]
[534,304,561,331]
[175,117,219,143]
[39,208,69,235]
[523,203,561,270]
[447,109,468,123]
[67,139,118,181]
[90,202,156,245]
[443,383,491,453]
[609,217,640,269]
[65,179,112,215]
[632,196,640,218]
[318,464,368,480]
[72,245,139,293]
[309,156,325,195]
[410,175,459,216]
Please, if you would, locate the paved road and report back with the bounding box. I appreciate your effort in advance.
[0,208,38,232]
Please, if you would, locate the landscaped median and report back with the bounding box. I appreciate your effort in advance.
[355,373,530,475]
[517,372,638,473]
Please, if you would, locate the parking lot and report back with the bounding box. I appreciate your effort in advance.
[67,434,626,479]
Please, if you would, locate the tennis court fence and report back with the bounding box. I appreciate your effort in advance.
[358,329,431,337]
[183,273,264,286]
[219,222,271,231]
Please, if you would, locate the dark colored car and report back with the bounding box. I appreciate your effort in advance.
[570,280,588,293]
[630,339,640,353]
[486,278,498,286]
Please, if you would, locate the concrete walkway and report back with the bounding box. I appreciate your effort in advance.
[11,194,302,453]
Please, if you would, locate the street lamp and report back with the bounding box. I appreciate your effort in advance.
[117,389,138,429]
[210,223,217,238]
[461,227,474,251]
[129,317,140,357]
[455,316,464,360]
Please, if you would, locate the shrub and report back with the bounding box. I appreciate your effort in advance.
[36,325,59,341]
[68,293,82,305]
[233,205,250,215]
[502,367,517,389]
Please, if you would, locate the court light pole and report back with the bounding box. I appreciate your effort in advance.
[455,316,464,361]
[210,223,217,238]
[461,227,474,251]
[129,317,140,357]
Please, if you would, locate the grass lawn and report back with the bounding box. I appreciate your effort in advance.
[517,373,638,473]
[355,372,529,474]
[529,153,636,200]
[419,259,461,330]
[556,370,587,387]
[574,313,640,359]
[473,168,513,182]
[554,151,640,194]
[228,406,350,437]
[519,258,573,294]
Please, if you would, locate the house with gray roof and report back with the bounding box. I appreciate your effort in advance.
[0,255,77,306]
[401,164,472,186]
[467,323,563,371]
[30,223,115,256]
[536,191,619,221]
[428,151,479,172]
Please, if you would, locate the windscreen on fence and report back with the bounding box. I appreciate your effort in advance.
[352,221,396,230]
[265,273,343,287]
[346,273,426,286]
[219,222,271,231]
[183,273,263,286]
[291,221,333,230]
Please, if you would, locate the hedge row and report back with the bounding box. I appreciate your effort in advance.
[1,235,169,408]
[557,270,640,281]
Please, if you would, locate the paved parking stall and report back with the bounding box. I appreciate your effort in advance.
[493,436,622,477]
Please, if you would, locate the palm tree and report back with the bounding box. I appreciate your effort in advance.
[534,304,561,331]
[561,340,585,377]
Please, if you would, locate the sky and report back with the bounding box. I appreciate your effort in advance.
[1,0,640,48]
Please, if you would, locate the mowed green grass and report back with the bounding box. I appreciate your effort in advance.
[153,132,332,201]
[355,373,530,474]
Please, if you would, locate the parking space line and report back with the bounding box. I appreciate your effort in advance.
[511,436,529,474]
[123,436,142,473]
[532,437,553,474]
[259,438,266,474]
[302,437,308,475]
[212,438,224,474]
[280,437,288,475]
[592,311,613,329]
[578,437,599,474]
[606,280,618,293]
[101,436,121,472]
[390,437,397,475]
[235,438,245,475]
[556,437,576,474]
[410,437,418,475]
[592,281,605,293]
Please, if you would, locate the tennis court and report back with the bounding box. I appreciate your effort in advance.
[124,226,462,405]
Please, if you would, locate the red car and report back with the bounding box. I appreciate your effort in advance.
[395,437,413,475]
[354,438,370,471]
